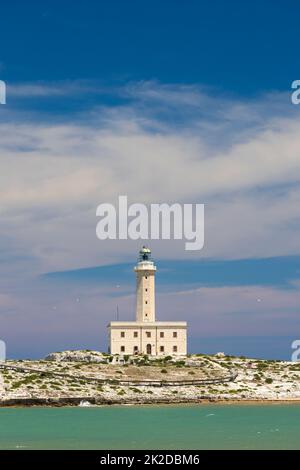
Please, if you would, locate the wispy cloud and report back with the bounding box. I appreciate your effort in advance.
[7,79,109,98]
[0,81,300,274]
[157,282,300,336]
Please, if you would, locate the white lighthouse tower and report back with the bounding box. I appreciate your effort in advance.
[108,246,187,356]
[135,246,156,323]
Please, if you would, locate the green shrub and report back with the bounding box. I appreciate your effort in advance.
[109,379,119,385]
[257,362,268,370]
[164,356,172,362]
[130,387,142,393]
[11,382,22,389]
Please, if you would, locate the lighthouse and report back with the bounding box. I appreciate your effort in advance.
[135,246,156,323]
[108,247,187,356]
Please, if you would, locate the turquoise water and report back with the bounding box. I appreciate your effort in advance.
[0,405,299,450]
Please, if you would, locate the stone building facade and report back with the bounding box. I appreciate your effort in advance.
[108,247,187,356]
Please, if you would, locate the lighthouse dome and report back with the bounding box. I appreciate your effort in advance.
[138,246,152,261]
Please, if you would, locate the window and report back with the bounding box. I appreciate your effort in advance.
[173,346,178,353]
[173,331,178,338]
[134,346,138,353]
[146,331,151,338]
[160,346,164,352]
[121,346,125,352]
[121,331,125,338]
[145,288,148,292]
[145,300,148,304]
[160,332,164,338]
[134,331,138,338]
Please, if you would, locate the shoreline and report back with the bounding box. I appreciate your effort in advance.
[1,397,300,408]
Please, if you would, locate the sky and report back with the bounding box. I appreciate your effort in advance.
[1,1,300,359]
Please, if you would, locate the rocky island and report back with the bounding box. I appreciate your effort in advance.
[0,351,299,406]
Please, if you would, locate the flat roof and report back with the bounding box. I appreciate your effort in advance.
[108,321,187,327]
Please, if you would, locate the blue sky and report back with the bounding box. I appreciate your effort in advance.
[1,1,300,94]
[1,1,300,359]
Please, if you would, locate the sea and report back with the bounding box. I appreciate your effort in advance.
[0,404,299,450]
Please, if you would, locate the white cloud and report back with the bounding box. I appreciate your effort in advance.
[7,80,106,98]
[0,81,300,274]
[157,283,300,336]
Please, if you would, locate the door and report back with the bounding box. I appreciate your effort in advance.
[146,344,152,355]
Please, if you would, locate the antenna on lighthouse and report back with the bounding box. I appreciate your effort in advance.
[115,284,120,321]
